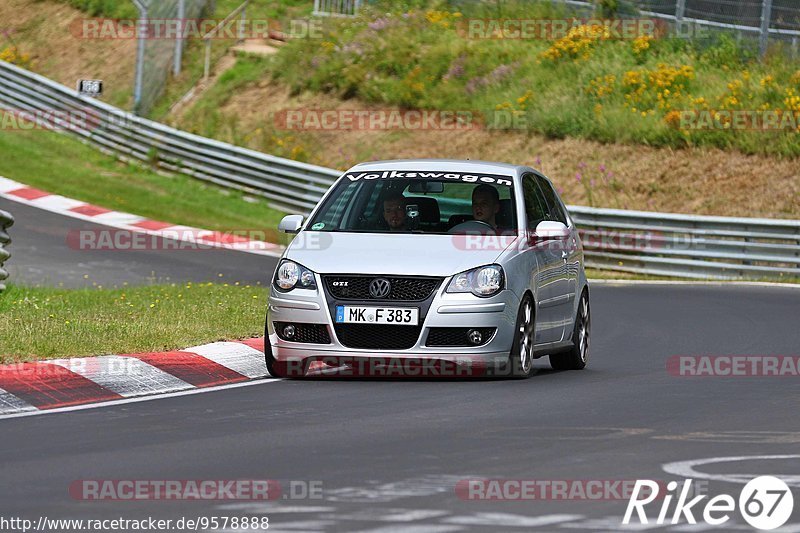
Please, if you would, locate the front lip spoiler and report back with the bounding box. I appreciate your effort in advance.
[437,302,506,314]
[269,295,321,310]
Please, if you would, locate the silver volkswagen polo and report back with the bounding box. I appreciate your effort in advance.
[265,159,590,378]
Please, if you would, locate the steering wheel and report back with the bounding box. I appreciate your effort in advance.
[448,219,495,234]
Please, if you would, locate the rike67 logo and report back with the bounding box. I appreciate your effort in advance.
[624,476,794,530]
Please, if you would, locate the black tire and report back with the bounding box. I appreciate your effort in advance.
[549,291,590,370]
[505,294,535,379]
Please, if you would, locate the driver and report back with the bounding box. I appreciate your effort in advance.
[382,193,408,231]
[471,184,500,229]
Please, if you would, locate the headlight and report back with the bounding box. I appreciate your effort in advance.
[274,260,317,292]
[446,264,504,297]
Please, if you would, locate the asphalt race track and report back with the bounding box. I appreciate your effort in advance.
[2,285,800,530]
[0,197,278,287]
[2,200,800,531]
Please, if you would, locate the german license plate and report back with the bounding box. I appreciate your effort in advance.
[335,306,419,325]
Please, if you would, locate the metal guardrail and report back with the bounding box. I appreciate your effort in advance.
[0,60,798,280]
[0,209,13,293]
[0,60,340,214]
[569,206,800,280]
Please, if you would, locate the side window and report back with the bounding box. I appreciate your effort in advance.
[313,181,360,229]
[535,176,569,226]
[522,174,549,229]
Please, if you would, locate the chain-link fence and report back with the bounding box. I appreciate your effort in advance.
[313,0,363,17]
[560,0,800,57]
[132,0,210,116]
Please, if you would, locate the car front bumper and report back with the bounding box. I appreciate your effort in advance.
[267,279,520,370]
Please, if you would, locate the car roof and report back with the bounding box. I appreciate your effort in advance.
[347,159,526,176]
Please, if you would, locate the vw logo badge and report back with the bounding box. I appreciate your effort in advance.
[369,278,391,299]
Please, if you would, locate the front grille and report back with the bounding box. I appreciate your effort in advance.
[324,276,442,301]
[333,324,422,350]
[426,327,496,347]
[274,322,331,344]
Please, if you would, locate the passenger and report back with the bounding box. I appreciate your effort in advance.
[471,184,500,229]
[382,194,408,231]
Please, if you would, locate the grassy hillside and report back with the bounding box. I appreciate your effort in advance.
[268,1,800,157]
[174,57,800,219]
[4,0,312,113]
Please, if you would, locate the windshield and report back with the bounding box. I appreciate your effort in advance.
[307,170,517,234]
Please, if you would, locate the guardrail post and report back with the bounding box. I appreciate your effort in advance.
[204,39,212,80]
[132,0,148,115]
[675,0,686,23]
[238,1,248,43]
[174,0,186,76]
[759,0,773,59]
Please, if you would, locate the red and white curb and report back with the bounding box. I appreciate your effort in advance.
[0,337,274,417]
[0,176,284,257]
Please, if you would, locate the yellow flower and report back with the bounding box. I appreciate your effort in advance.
[631,35,652,55]
[664,110,682,128]
[540,24,611,62]
[425,10,454,28]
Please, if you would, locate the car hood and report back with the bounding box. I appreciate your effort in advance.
[285,232,515,276]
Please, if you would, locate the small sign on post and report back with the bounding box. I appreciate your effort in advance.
[77,79,103,98]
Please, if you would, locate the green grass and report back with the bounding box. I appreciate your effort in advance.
[177,54,278,139]
[42,0,137,18]
[261,0,800,157]
[0,129,287,235]
[0,283,267,362]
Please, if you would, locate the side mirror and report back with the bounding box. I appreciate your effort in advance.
[278,214,304,234]
[534,220,570,241]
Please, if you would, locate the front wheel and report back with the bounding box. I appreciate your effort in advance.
[265,351,307,379]
[549,291,590,370]
[507,295,535,378]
